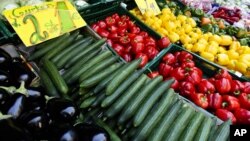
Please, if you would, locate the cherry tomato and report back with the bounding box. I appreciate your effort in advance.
[158,37,170,49]
[97,20,107,29]
[122,53,132,62]
[145,46,159,60]
[91,23,100,33]
[119,36,130,45]
[136,53,149,68]
[113,44,125,56]
[105,16,116,26]
[132,42,145,54]
[98,29,109,38]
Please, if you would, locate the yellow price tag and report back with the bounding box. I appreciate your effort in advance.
[3,0,86,47]
[135,0,161,15]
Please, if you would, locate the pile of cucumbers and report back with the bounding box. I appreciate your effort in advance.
[27,30,230,141]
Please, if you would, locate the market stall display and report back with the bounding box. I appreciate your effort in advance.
[1,0,250,140]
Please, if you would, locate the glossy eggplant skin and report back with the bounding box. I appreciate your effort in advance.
[74,123,110,141]
[46,98,79,122]
[0,70,11,86]
[2,93,27,119]
[0,88,10,109]
[0,48,11,71]
[0,117,32,141]
[48,123,79,141]
[25,87,46,112]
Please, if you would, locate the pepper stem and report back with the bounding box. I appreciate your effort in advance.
[0,86,16,94]
[222,102,228,108]
[234,90,241,96]
[15,81,28,97]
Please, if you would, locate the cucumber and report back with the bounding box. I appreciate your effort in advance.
[93,63,126,94]
[148,100,182,141]
[43,31,79,60]
[39,69,60,97]
[133,78,174,127]
[101,70,144,108]
[66,50,112,84]
[51,36,93,64]
[194,116,213,141]
[212,120,231,141]
[105,75,147,118]
[79,96,96,109]
[64,38,106,69]
[106,59,141,95]
[91,91,106,108]
[179,112,205,141]
[28,33,69,61]
[63,49,100,80]
[133,88,177,141]
[118,76,163,124]
[79,56,119,82]
[80,63,122,88]
[43,59,69,98]
[163,104,195,141]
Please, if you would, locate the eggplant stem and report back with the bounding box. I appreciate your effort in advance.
[0,86,16,94]
[15,81,28,97]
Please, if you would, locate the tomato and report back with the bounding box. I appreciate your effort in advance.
[112,13,120,21]
[122,53,132,62]
[105,16,116,26]
[107,25,118,33]
[136,53,149,68]
[113,44,125,56]
[158,37,170,49]
[97,20,107,29]
[118,21,128,29]
[132,42,145,54]
[125,45,132,54]
[97,29,109,38]
[145,46,159,60]
[121,15,130,22]
[91,23,100,32]
[139,31,149,38]
[108,33,119,41]
[144,37,156,47]
[130,26,140,34]
[148,71,160,78]
[119,36,130,45]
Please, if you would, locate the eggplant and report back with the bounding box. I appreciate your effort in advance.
[48,122,79,141]
[18,110,50,139]
[0,88,10,109]
[0,48,11,71]
[0,116,32,141]
[2,82,27,119]
[0,70,11,86]
[74,122,110,141]
[46,98,79,122]
[25,87,46,111]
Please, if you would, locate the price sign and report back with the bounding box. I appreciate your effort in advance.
[135,0,161,15]
[3,0,86,47]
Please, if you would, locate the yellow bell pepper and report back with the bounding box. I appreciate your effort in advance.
[205,44,218,55]
[177,15,187,24]
[164,21,176,31]
[180,35,192,44]
[220,35,233,46]
[217,47,227,54]
[183,44,193,51]
[186,18,197,27]
[162,8,171,15]
[227,60,237,70]
[193,28,202,35]
[157,28,169,37]
[235,61,248,74]
[184,24,192,33]
[168,32,180,43]
[242,46,250,54]
[229,41,241,50]
[238,54,250,66]
[209,35,222,44]
[215,53,230,65]
[192,42,206,53]
[198,38,208,46]
[200,52,215,62]
[189,32,200,43]
[227,50,239,60]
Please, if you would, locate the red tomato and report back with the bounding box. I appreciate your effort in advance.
[136,53,149,68]
[97,20,107,29]
[98,29,109,38]
[148,71,160,78]
[145,46,159,60]
[113,44,125,56]
[122,53,132,62]
[91,23,100,32]
[132,42,145,54]
[157,37,170,49]
[105,16,116,26]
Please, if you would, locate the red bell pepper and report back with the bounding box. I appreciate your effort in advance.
[222,95,240,111]
[243,82,250,93]
[105,16,116,26]
[214,69,232,82]
[234,108,250,125]
[119,36,130,45]
[184,67,202,85]
[230,80,244,96]
[215,78,231,94]
[157,37,170,49]
[179,81,196,98]
[113,44,125,56]
[122,53,132,62]
[215,109,236,124]
[170,67,185,81]
[158,63,173,78]
[190,93,208,109]
[135,53,148,68]
[145,46,159,60]
[170,78,179,91]
[147,71,160,78]
[208,93,222,109]
[178,51,193,63]
[162,53,176,65]
[98,29,110,38]
[197,79,215,94]
[238,93,250,110]
[181,60,195,68]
